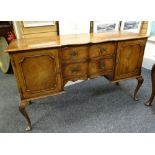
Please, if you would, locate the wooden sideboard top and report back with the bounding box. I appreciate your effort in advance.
[6,32,148,52]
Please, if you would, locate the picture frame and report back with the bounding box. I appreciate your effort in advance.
[121,21,142,33]
[93,21,120,33]
[23,21,55,27]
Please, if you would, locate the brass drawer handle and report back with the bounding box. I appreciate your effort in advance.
[99,48,106,54]
[70,51,78,57]
[51,83,57,88]
[99,63,104,69]
[71,67,80,73]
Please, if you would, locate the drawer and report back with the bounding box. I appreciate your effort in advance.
[63,62,88,78]
[89,58,114,75]
[89,42,116,58]
[61,46,88,61]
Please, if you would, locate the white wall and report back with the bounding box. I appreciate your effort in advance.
[142,41,155,70]
[59,21,90,35]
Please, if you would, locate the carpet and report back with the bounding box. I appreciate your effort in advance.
[0,68,155,133]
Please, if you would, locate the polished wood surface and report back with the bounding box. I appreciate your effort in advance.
[61,45,88,61]
[89,57,114,76]
[6,32,148,131]
[6,32,147,52]
[11,49,63,99]
[89,42,115,58]
[63,62,88,79]
[114,40,146,80]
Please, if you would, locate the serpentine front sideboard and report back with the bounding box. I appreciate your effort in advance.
[6,32,148,131]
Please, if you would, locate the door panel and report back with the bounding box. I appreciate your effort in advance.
[114,39,147,80]
[12,49,62,99]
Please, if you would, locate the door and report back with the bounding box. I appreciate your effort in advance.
[12,49,62,99]
[114,39,147,80]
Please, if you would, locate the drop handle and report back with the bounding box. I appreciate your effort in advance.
[99,63,104,69]
[99,48,106,54]
[71,67,80,73]
[51,83,56,87]
[70,51,78,57]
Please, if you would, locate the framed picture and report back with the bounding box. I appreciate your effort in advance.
[121,21,142,33]
[23,21,55,27]
[93,21,120,33]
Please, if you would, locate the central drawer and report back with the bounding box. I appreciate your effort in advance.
[61,45,88,62]
[89,42,116,58]
[89,57,114,76]
[63,62,88,78]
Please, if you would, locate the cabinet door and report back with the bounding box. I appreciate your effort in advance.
[114,39,147,80]
[12,49,62,99]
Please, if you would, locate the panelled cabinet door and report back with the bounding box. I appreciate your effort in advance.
[114,39,147,80]
[12,49,62,99]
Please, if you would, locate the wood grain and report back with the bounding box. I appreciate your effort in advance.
[6,32,148,131]
[6,32,147,52]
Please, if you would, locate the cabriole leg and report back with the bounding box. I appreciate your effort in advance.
[134,76,144,101]
[115,82,119,85]
[145,93,154,106]
[145,64,155,106]
[19,101,32,131]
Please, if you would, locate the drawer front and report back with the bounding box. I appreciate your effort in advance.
[89,42,116,58]
[63,63,88,78]
[89,58,114,75]
[61,46,88,61]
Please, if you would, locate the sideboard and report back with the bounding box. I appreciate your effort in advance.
[6,32,148,131]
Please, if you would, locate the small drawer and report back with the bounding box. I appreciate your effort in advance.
[63,63,88,78]
[61,46,88,61]
[89,58,114,75]
[89,42,116,58]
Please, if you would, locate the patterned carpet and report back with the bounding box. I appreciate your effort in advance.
[0,68,155,133]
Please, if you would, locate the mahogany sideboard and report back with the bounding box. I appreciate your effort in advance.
[6,32,148,131]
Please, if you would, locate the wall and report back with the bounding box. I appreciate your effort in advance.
[142,21,155,70]
[142,41,155,70]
